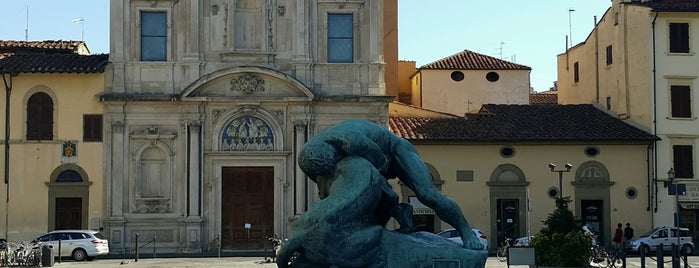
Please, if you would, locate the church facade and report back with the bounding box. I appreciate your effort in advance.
[104,0,394,253]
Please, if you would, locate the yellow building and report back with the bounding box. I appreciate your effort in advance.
[557,0,699,232]
[0,40,107,241]
[388,102,656,249]
[408,50,532,115]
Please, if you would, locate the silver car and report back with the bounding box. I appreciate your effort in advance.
[436,228,489,250]
[626,226,693,255]
[34,230,109,261]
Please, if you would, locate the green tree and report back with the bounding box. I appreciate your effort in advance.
[531,197,591,267]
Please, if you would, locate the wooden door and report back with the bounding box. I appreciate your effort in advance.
[55,197,82,230]
[221,167,274,250]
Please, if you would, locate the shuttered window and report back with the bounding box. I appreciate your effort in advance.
[26,92,53,140]
[83,114,103,142]
[670,85,691,118]
[669,23,690,53]
[673,145,694,178]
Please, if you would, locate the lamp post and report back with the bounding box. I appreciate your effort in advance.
[549,163,573,198]
[667,168,683,265]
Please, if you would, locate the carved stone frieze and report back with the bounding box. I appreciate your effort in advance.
[134,199,171,214]
[230,74,265,94]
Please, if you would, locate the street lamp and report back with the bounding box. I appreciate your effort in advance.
[667,168,684,263]
[549,163,573,198]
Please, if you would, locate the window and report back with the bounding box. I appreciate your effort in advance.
[573,62,580,83]
[140,11,167,61]
[140,147,166,198]
[669,23,690,53]
[670,85,691,118]
[83,114,103,142]
[606,45,613,65]
[450,71,464,82]
[673,145,694,178]
[26,92,53,140]
[327,14,353,63]
[486,72,500,82]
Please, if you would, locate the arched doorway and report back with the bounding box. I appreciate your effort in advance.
[487,164,528,249]
[47,164,92,230]
[573,161,613,245]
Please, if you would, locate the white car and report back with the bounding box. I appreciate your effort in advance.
[436,228,488,250]
[33,230,109,261]
[514,225,597,247]
[626,226,694,255]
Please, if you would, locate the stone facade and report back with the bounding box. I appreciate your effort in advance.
[104,0,394,253]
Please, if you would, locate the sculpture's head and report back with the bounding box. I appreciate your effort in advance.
[298,141,341,183]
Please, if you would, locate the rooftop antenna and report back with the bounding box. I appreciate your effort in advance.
[72,18,85,41]
[568,8,576,45]
[498,42,505,59]
[25,0,29,41]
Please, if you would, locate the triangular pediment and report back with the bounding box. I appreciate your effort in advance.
[180,66,314,101]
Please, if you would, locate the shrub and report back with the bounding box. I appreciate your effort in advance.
[531,197,591,267]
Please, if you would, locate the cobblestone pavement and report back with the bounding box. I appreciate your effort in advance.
[47,255,699,267]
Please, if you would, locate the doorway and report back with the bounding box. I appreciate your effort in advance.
[221,167,274,250]
[497,199,519,244]
[55,197,82,230]
[581,200,604,245]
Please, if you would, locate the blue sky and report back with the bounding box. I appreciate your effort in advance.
[0,0,611,92]
[399,0,611,92]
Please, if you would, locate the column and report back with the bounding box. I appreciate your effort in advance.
[294,121,307,214]
[109,120,126,253]
[188,122,201,217]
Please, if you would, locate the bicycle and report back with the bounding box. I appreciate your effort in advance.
[496,237,513,262]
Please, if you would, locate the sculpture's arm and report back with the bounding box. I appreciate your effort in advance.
[325,132,389,174]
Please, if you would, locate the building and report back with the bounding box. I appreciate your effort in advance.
[103,0,396,254]
[406,49,532,115]
[0,40,108,241]
[388,102,657,249]
[556,0,699,233]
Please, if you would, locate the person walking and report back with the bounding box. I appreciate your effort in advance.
[624,223,634,244]
[613,223,623,249]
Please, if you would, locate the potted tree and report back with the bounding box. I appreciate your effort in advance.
[530,197,592,267]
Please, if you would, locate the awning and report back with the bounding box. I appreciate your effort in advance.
[680,202,699,209]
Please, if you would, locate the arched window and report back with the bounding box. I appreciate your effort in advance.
[139,147,166,198]
[56,170,83,182]
[27,92,54,140]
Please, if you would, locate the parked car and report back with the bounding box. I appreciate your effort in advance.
[436,228,488,250]
[513,236,531,247]
[626,226,694,255]
[512,225,597,247]
[33,230,109,261]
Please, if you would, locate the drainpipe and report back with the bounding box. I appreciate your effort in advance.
[1,71,16,241]
[651,11,659,214]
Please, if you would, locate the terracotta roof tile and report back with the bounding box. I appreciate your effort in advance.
[0,40,88,54]
[420,49,531,70]
[0,53,109,74]
[389,104,656,143]
[529,93,558,104]
[628,0,699,11]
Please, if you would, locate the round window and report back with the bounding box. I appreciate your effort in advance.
[486,72,500,82]
[500,146,515,158]
[625,187,638,199]
[451,71,465,82]
[585,146,600,157]
[547,187,559,199]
